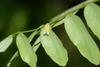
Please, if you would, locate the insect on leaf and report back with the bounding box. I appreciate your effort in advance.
[40,23,68,66]
[64,15,100,65]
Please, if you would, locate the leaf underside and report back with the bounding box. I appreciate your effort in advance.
[84,3,100,39]
[0,35,13,52]
[64,15,100,65]
[40,24,68,66]
[16,33,37,67]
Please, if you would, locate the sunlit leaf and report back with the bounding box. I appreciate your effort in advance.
[16,33,37,67]
[64,15,100,65]
[40,23,68,66]
[84,3,100,39]
[7,31,38,67]
[0,35,13,52]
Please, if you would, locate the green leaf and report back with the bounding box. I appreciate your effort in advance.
[84,3,100,39]
[0,35,13,52]
[16,33,37,67]
[7,31,38,67]
[40,23,68,66]
[64,15,100,65]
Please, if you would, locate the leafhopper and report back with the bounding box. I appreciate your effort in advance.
[43,23,51,36]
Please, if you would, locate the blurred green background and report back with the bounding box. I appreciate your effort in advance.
[0,0,100,67]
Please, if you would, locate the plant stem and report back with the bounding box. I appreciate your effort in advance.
[7,0,100,66]
[13,0,99,35]
[49,0,99,26]
[7,51,18,67]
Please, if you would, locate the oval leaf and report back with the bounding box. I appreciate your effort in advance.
[40,23,68,66]
[16,33,37,67]
[0,35,13,52]
[64,15,100,65]
[7,31,38,67]
[84,3,100,39]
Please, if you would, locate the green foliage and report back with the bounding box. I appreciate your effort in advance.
[84,3,100,39]
[0,35,13,52]
[64,15,100,65]
[16,33,37,67]
[0,0,100,67]
[40,23,68,66]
